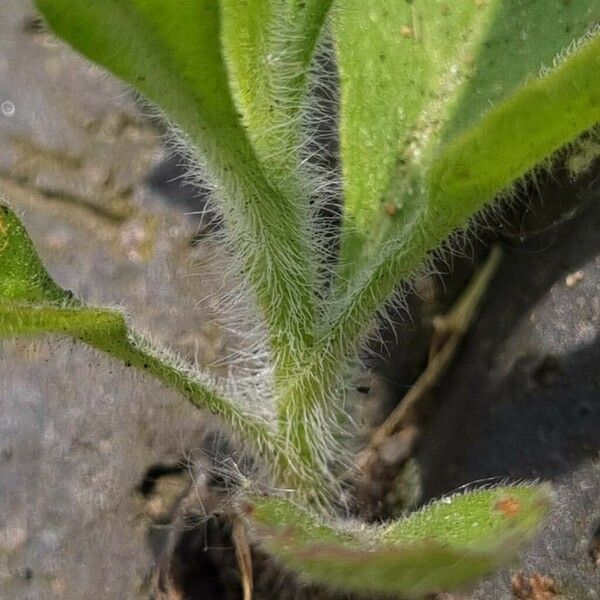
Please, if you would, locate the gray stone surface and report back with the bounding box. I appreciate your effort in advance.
[418,184,600,598]
[0,3,230,598]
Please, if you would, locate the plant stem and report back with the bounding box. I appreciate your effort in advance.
[285,35,600,444]
[0,302,333,503]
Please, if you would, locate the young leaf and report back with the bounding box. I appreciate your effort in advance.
[35,0,247,168]
[381,485,549,551]
[220,0,333,187]
[301,30,600,420]
[0,205,285,472]
[332,32,600,345]
[35,0,319,379]
[246,485,549,597]
[333,0,482,270]
[0,204,69,304]
[333,1,600,271]
[428,35,600,225]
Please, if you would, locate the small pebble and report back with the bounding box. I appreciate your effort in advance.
[565,270,584,288]
[1,101,15,117]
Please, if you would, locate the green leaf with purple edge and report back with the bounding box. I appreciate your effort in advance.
[245,485,550,597]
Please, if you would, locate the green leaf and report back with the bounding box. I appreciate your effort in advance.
[35,0,322,384]
[343,32,600,336]
[0,204,285,471]
[333,0,480,270]
[35,0,247,170]
[0,205,68,304]
[333,0,600,271]
[220,0,333,187]
[0,204,127,339]
[307,26,600,411]
[381,485,548,550]
[428,35,600,226]
[0,206,341,503]
[246,485,549,597]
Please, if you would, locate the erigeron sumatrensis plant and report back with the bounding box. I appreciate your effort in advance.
[1,0,599,597]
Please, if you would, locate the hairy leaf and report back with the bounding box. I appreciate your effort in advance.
[35,0,321,384]
[0,205,68,304]
[35,0,246,166]
[334,0,600,270]
[381,485,549,550]
[324,33,600,357]
[220,0,333,187]
[0,205,283,470]
[246,485,549,597]
[428,35,600,224]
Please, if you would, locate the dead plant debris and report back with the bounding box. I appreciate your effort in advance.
[511,572,561,599]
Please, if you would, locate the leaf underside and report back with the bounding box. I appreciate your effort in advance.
[247,485,550,597]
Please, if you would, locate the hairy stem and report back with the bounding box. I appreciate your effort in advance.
[298,33,600,416]
[0,302,333,503]
[35,0,320,390]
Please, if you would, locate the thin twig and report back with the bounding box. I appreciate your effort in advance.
[233,517,254,600]
[358,245,503,473]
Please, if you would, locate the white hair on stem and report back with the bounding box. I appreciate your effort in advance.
[111,8,600,509]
